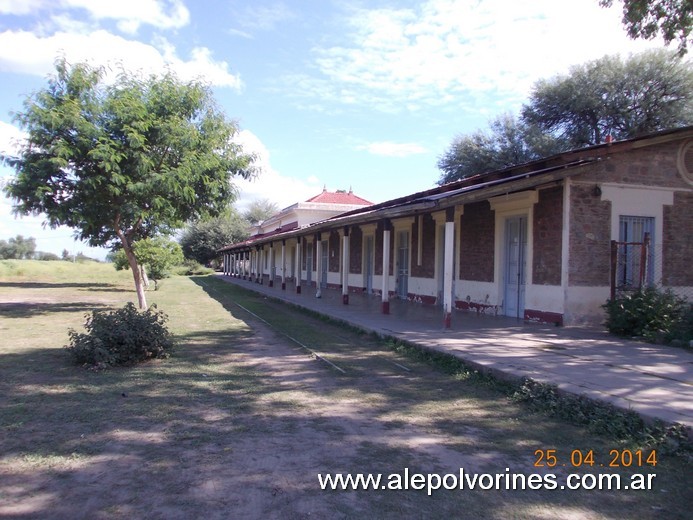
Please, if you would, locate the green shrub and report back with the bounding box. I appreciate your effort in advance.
[173,259,214,276]
[603,287,691,343]
[66,303,174,368]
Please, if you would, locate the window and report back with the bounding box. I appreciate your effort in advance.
[618,216,654,288]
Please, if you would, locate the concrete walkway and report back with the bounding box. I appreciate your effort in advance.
[217,274,693,430]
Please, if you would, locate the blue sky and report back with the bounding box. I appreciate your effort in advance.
[0,0,665,259]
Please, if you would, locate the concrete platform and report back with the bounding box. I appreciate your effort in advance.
[218,274,693,430]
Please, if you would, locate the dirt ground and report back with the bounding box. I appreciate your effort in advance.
[1,274,689,519]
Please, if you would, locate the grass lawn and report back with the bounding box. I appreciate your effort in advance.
[0,260,690,519]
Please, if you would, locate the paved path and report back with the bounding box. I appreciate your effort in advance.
[217,275,693,430]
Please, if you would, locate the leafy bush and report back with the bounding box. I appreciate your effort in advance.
[173,259,214,276]
[603,287,692,343]
[66,303,174,368]
[35,251,61,261]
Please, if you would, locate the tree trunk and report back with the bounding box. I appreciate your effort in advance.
[140,266,150,289]
[117,233,147,309]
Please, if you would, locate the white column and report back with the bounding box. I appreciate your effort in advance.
[281,241,286,290]
[296,238,302,294]
[258,249,264,284]
[381,225,391,314]
[244,251,249,279]
[268,243,274,287]
[342,230,350,304]
[443,218,455,328]
[315,236,322,298]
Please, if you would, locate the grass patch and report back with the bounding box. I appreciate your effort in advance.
[1,265,691,519]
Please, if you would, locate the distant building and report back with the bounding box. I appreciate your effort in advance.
[248,187,373,238]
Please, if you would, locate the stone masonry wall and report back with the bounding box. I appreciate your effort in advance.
[575,141,690,189]
[328,230,340,272]
[411,213,436,279]
[349,226,363,274]
[663,191,693,286]
[459,201,494,282]
[533,186,563,285]
[569,184,611,286]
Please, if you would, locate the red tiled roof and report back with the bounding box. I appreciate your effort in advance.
[305,189,372,205]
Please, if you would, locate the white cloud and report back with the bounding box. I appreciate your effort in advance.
[357,141,428,157]
[0,0,189,33]
[0,29,242,89]
[233,130,321,211]
[0,120,25,157]
[292,0,664,113]
[65,0,190,33]
[236,2,296,32]
[0,0,44,15]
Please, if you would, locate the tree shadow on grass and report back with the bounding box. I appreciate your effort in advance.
[0,325,683,520]
[0,282,120,289]
[0,301,110,318]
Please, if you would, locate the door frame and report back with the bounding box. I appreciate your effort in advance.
[503,215,527,318]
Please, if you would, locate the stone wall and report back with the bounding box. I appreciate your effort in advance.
[532,186,563,286]
[576,141,689,189]
[459,201,494,282]
[328,230,340,272]
[411,213,436,279]
[569,184,611,286]
[349,226,363,274]
[663,191,693,286]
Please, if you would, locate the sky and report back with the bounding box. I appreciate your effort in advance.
[0,0,667,260]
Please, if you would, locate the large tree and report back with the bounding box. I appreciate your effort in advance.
[243,198,279,225]
[0,234,36,259]
[600,0,692,55]
[179,207,250,266]
[2,58,255,308]
[437,114,564,184]
[523,50,692,147]
[439,50,692,184]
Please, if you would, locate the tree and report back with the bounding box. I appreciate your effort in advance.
[243,198,278,225]
[2,58,255,308]
[35,251,61,261]
[438,50,693,184]
[600,0,692,55]
[522,50,693,147]
[179,207,249,266]
[0,235,36,259]
[437,114,564,184]
[113,237,183,290]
